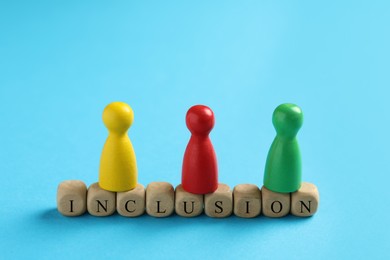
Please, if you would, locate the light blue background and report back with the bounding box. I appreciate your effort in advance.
[0,1,389,259]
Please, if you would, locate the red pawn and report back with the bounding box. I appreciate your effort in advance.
[182,105,218,194]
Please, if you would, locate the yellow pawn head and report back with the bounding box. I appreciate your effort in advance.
[103,102,134,134]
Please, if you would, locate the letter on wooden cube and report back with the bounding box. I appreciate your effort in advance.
[117,184,145,217]
[146,182,174,217]
[175,184,203,217]
[233,184,261,218]
[204,184,232,218]
[261,186,290,218]
[57,180,87,217]
[291,182,319,217]
[87,182,116,216]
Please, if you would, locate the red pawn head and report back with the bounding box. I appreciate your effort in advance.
[186,105,215,136]
[182,105,218,194]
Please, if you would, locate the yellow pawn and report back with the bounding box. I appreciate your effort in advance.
[99,102,137,192]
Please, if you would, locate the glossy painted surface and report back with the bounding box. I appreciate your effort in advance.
[264,104,303,193]
[182,105,218,194]
[99,102,137,192]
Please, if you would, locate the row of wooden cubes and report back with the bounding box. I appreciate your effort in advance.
[57,181,319,218]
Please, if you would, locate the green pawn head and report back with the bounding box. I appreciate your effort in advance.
[264,103,303,193]
[272,104,303,139]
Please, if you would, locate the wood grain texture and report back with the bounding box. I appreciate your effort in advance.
[146,182,174,217]
[57,180,87,217]
[175,184,204,217]
[117,183,145,217]
[87,182,116,216]
[261,186,290,218]
[233,184,261,218]
[204,183,232,218]
[291,182,319,217]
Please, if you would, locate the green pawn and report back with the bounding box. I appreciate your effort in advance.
[264,103,303,193]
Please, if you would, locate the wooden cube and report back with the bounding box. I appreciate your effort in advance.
[233,184,261,218]
[57,180,87,217]
[117,184,145,217]
[175,184,204,217]
[261,186,290,218]
[87,182,116,216]
[291,182,319,217]
[204,183,232,218]
[146,182,174,217]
